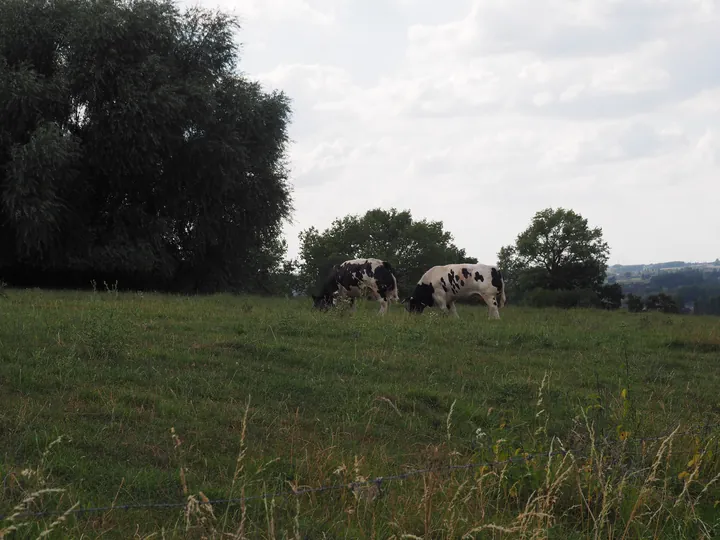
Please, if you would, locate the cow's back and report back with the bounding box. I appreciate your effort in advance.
[336,258,398,298]
[420,263,502,299]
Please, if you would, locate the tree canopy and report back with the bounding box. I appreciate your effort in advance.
[298,208,476,295]
[0,0,293,292]
[498,208,612,304]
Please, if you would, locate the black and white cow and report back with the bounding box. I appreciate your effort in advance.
[312,258,400,315]
[403,263,506,319]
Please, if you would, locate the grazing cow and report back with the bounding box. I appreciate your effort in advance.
[311,258,399,315]
[403,263,506,319]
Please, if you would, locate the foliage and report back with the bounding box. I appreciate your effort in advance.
[645,293,680,314]
[298,208,476,294]
[523,287,602,309]
[627,293,645,313]
[597,282,624,309]
[498,208,614,309]
[0,0,293,293]
[498,207,610,292]
[620,269,720,315]
[694,295,720,315]
[254,257,303,297]
[1,290,720,536]
[650,268,707,289]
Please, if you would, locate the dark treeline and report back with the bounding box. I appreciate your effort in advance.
[623,269,720,315]
[1,0,294,293]
[302,206,627,312]
[298,208,475,296]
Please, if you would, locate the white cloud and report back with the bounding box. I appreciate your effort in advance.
[193,0,337,25]
[257,64,351,97]
[185,0,720,266]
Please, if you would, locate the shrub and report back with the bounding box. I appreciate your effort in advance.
[524,287,603,309]
[627,293,644,313]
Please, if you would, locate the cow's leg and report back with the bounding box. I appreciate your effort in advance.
[434,295,450,315]
[332,288,342,308]
[448,302,459,318]
[337,286,353,310]
[349,296,357,312]
[375,290,390,315]
[366,287,387,315]
[483,293,501,319]
[373,284,386,314]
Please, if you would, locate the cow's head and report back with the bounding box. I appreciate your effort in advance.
[403,295,426,313]
[311,294,333,310]
[403,283,434,314]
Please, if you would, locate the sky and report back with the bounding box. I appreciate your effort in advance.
[181,0,720,266]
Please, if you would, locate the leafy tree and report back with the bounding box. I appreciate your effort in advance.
[645,293,679,314]
[0,0,292,292]
[298,208,476,295]
[649,269,705,290]
[524,287,602,309]
[627,293,644,313]
[695,296,720,315]
[498,208,611,301]
[597,283,624,310]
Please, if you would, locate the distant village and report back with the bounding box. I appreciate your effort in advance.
[607,260,720,314]
[607,260,720,282]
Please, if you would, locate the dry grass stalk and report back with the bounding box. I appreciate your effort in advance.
[36,501,81,538]
[620,425,680,540]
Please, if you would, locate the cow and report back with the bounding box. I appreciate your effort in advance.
[311,258,400,315]
[402,263,506,319]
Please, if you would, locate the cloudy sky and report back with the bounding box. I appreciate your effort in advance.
[183,0,719,265]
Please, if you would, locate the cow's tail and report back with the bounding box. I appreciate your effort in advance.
[499,272,506,308]
[391,274,400,301]
[384,261,400,301]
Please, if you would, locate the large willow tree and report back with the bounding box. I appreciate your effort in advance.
[0,0,293,292]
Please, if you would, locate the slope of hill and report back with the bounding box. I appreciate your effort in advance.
[606,260,720,314]
[1,290,719,536]
[608,260,720,279]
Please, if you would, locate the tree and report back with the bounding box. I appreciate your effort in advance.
[298,208,476,295]
[498,208,611,299]
[597,283,624,310]
[627,293,644,313]
[645,293,679,314]
[695,296,720,316]
[0,0,292,293]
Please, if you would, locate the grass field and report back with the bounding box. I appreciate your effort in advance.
[1,288,720,538]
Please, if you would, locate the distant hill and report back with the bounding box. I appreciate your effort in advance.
[606,260,720,315]
[608,260,720,278]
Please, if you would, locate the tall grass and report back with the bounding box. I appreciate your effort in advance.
[1,288,719,537]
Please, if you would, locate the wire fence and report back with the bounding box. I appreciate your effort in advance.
[2,422,718,522]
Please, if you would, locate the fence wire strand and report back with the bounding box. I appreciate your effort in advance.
[1,423,717,522]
